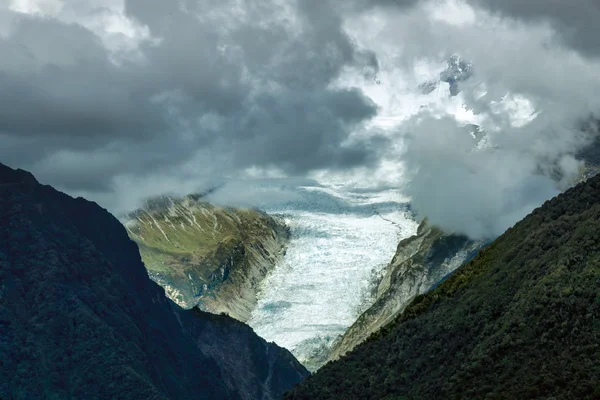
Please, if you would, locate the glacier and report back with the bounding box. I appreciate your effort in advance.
[243,183,418,368]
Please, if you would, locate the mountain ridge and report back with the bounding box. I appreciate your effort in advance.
[125,194,289,322]
[325,220,485,364]
[285,164,600,399]
[0,162,308,400]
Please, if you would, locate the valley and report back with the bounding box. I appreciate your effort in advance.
[126,182,423,371]
[122,155,600,374]
[3,0,600,398]
[246,184,418,370]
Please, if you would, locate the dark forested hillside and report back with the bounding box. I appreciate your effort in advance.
[0,163,307,400]
[286,174,600,399]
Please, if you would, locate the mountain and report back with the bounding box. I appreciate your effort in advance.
[318,123,600,369]
[285,170,600,399]
[0,163,308,400]
[419,55,473,96]
[125,197,289,322]
[326,221,485,363]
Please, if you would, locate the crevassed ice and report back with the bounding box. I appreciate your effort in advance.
[247,184,418,365]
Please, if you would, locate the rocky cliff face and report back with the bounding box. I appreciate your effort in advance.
[124,197,289,322]
[327,220,485,362]
[0,163,308,400]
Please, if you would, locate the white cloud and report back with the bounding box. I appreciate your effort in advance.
[336,0,600,238]
[2,0,600,238]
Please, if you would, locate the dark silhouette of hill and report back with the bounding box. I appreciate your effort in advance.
[0,163,307,400]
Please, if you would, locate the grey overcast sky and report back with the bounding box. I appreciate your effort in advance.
[1,0,600,239]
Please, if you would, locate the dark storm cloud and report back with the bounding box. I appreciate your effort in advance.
[0,15,168,142]
[224,88,380,173]
[0,10,184,191]
[469,0,600,57]
[0,0,388,204]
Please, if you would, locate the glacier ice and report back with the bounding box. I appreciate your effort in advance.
[246,183,418,366]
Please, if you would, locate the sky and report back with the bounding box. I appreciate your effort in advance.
[1,0,600,239]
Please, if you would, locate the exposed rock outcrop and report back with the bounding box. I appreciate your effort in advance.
[0,163,308,400]
[327,220,485,362]
[125,198,289,322]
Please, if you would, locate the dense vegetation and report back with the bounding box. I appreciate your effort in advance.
[286,173,600,399]
[0,163,307,400]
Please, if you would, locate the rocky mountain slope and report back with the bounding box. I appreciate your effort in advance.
[0,163,308,400]
[326,221,485,363]
[124,197,289,322]
[286,170,600,399]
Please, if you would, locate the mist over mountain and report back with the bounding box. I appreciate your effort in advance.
[286,156,600,400]
[1,0,599,240]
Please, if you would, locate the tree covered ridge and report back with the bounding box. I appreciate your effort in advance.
[0,163,307,400]
[285,174,600,400]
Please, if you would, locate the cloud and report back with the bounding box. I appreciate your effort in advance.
[203,178,310,210]
[2,0,600,241]
[339,0,600,239]
[0,0,392,210]
[400,116,564,238]
[468,0,600,58]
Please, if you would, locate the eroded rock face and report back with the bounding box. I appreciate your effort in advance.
[125,198,289,322]
[327,220,485,362]
[0,163,308,400]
